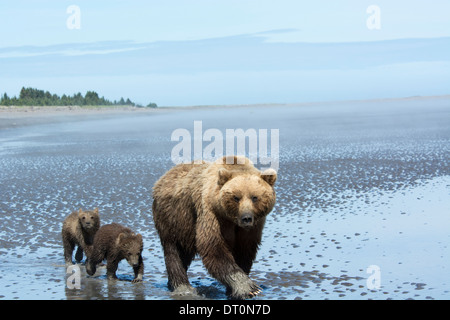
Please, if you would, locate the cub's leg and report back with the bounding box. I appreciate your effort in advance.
[132,255,144,283]
[63,238,75,266]
[75,246,83,263]
[106,258,119,280]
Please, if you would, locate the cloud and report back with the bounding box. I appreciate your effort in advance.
[1,31,449,105]
[0,41,147,58]
[1,32,449,79]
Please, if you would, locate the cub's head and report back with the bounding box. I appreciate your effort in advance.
[116,232,143,268]
[77,208,100,231]
[217,168,277,229]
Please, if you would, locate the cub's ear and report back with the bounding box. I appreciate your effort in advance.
[218,168,232,186]
[136,234,143,244]
[93,207,99,214]
[261,168,277,187]
[78,208,83,214]
[116,233,126,245]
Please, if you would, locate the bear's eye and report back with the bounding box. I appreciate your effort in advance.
[233,196,240,203]
[82,216,86,220]
[251,196,258,203]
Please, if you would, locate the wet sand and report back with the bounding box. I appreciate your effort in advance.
[0,97,449,300]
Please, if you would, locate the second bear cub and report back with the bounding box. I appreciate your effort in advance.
[86,223,144,283]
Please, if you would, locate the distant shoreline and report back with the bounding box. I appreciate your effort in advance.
[1,94,449,112]
[0,105,157,113]
[160,94,450,110]
[0,105,164,130]
[1,95,449,130]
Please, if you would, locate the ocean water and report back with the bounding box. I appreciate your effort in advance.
[0,98,449,299]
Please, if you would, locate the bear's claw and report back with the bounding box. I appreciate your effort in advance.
[249,285,263,297]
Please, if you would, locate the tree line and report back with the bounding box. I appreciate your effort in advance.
[0,87,157,108]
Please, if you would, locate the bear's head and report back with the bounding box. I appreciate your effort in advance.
[116,232,143,268]
[77,208,100,231]
[217,168,277,229]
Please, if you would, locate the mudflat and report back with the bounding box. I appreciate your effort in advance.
[0,96,449,299]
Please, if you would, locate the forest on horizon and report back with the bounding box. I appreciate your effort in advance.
[0,87,157,108]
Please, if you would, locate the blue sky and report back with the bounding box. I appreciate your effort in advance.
[1,1,449,106]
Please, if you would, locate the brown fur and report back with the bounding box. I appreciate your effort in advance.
[86,223,144,283]
[152,156,277,299]
[62,208,100,265]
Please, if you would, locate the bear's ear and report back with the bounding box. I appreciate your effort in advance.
[261,168,277,187]
[93,207,99,214]
[217,168,232,186]
[136,233,143,244]
[116,233,126,246]
[78,208,83,214]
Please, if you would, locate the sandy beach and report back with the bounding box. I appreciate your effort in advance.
[0,105,166,130]
[0,96,449,300]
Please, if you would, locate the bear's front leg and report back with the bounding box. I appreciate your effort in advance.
[225,272,262,300]
[75,246,84,263]
[132,255,144,283]
[63,240,75,266]
[86,259,96,276]
[196,215,262,299]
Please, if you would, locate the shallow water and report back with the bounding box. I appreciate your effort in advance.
[0,98,449,299]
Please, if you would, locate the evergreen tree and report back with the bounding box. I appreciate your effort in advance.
[73,92,84,105]
[1,93,11,106]
[0,87,146,107]
[84,91,100,105]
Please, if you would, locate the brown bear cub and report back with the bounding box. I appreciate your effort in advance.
[152,156,277,299]
[62,208,100,266]
[86,223,144,283]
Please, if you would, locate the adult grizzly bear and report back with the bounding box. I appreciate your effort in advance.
[152,156,277,299]
[62,208,100,266]
[86,223,144,283]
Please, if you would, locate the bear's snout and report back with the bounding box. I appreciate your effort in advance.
[83,222,92,229]
[239,212,254,228]
[127,255,141,267]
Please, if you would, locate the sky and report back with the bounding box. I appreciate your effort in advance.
[0,0,449,106]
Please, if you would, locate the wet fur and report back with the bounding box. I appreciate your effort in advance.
[61,208,100,265]
[86,223,144,283]
[152,156,276,299]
